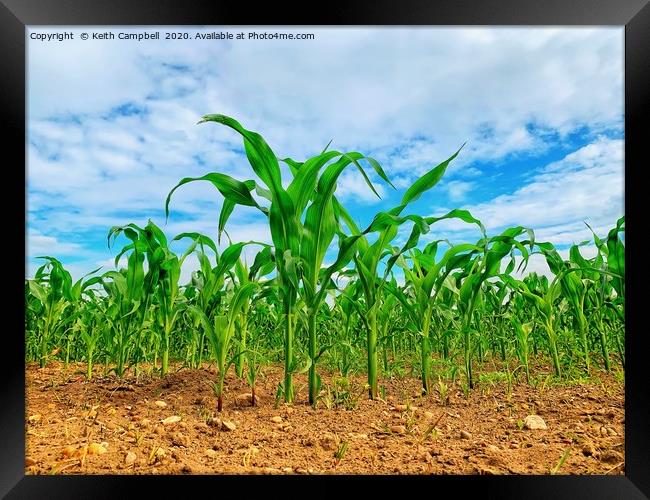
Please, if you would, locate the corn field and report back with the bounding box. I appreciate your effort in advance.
[25,114,625,411]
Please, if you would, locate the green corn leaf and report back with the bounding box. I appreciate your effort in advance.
[400,143,465,208]
[165,172,261,222]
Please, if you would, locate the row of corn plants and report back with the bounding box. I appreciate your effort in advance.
[25,115,625,410]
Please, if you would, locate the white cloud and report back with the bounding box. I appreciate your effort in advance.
[446,181,475,202]
[334,170,386,204]
[510,245,600,279]
[455,137,623,241]
[26,27,623,279]
[27,230,82,257]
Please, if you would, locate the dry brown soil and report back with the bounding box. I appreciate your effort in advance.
[25,361,624,475]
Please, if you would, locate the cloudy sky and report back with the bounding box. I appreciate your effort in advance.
[26,27,624,282]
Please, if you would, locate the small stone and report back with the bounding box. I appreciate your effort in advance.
[106,422,117,430]
[487,444,500,453]
[155,448,166,459]
[205,449,217,458]
[125,451,137,465]
[390,425,407,434]
[607,427,618,436]
[271,416,283,424]
[349,433,368,440]
[393,404,408,412]
[600,426,609,437]
[155,400,167,408]
[424,411,435,420]
[25,457,37,467]
[161,415,182,425]
[460,430,472,440]
[281,467,294,473]
[221,420,237,432]
[523,415,547,430]
[210,417,222,428]
[28,414,41,423]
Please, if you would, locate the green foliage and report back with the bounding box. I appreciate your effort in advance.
[25,115,625,410]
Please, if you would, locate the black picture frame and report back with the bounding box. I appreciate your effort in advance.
[3,0,648,498]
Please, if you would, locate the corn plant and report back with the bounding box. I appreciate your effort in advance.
[166,114,394,405]
[27,257,101,368]
[190,272,260,411]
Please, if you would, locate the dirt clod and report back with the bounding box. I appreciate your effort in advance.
[172,432,190,447]
[600,450,623,464]
[236,393,253,406]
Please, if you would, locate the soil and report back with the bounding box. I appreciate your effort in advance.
[25,361,625,475]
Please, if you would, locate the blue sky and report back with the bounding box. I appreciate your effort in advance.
[26,27,624,282]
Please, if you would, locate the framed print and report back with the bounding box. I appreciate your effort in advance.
[3,0,648,497]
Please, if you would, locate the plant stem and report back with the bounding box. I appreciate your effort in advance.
[421,308,432,395]
[367,309,378,399]
[284,292,295,404]
[308,311,318,406]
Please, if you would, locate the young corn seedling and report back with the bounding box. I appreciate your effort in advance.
[191,266,260,412]
[550,448,572,475]
[334,441,349,465]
